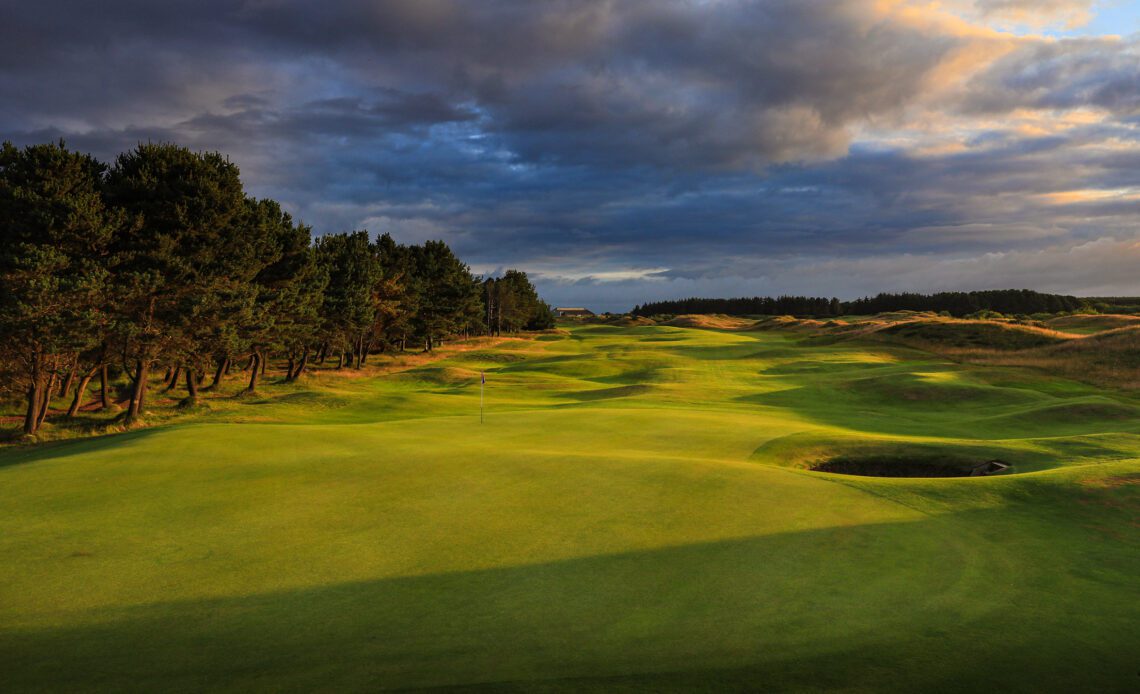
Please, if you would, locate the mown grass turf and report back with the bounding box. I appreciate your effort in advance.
[1,324,1138,692]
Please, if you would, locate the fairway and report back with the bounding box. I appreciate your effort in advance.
[1,324,1138,692]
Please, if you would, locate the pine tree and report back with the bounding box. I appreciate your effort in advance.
[104,143,247,421]
[0,141,114,435]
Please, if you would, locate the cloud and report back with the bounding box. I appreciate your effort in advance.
[0,0,981,168]
[973,0,1096,29]
[959,37,1140,115]
[1,0,1138,311]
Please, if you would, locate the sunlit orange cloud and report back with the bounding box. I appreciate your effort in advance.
[839,2,1021,149]
[877,1,1005,37]
[1008,107,1110,136]
[926,0,1097,32]
[864,2,1029,102]
[1039,189,1140,205]
[853,106,1111,158]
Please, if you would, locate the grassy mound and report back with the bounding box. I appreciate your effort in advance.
[392,365,482,387]
[977,401,1140,436]
[597,315,656,327]
[561,384,655,401]
[660,314,757,330]
[968,325,1140,390]
[448,350,530,364]
[1040,325,1140,366]
[875,319,1072,350]
[751,315,828,332]
[840,371,1040,407]
[1045,313,1140,334]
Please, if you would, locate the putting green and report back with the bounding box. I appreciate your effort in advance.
[1,324,1137,692]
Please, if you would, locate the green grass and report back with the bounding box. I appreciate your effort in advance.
[1,324,1138,692]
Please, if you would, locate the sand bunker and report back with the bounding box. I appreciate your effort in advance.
[812,456,1010,478]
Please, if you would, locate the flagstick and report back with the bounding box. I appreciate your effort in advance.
[480,372,484,424]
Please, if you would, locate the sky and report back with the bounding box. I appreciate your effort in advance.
[2,1,1139,312]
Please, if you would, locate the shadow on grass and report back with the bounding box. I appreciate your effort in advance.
[1,508,1136,692]
[0,426,168,469]
[559,384,654,402]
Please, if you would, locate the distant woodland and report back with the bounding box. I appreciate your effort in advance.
[633,290,1140,319]
[0,141,554,436]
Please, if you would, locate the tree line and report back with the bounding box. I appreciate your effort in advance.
[1084,296,1140,314]
[632,289,1101,319]
[843,290,1089,316]
[1,140,553,437]
[632,296,841,318]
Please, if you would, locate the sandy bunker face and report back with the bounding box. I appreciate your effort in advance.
[811,456,1010,478]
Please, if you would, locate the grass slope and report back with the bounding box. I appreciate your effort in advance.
[1045,314,1140,335]
[1,324,1138,692]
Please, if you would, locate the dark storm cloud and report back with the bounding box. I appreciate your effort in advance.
[2,1,1138,311]
[0,0,962,166]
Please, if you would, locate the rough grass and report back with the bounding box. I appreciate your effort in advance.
[752,313,1140,392]
[1045,313,1140,334]
[969,326,1140,390]
[874,319,1074,350]
[660,314,758,330]
[1,322,1138,692]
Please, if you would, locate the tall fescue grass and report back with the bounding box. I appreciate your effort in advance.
[808,313,1140,391]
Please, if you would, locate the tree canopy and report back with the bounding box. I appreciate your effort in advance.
[632,290,1098,319]
[0,140,554,437]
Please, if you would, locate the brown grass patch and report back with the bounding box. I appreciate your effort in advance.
[661,314,757,330]
[610,316,657,327]
[960,326,1140,390]
[764,313,1140,391]
[1080,474,1140,490]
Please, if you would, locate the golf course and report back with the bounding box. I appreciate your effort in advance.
[1,320,1138,692]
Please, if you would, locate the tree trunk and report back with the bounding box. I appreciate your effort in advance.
[35,371,57,429]
[183,368,199,405]
[336,351,344,369]
[292,348,309,380]
[67,366,98,417]
[126,359,150,422]
[260,352,267,377]
[99,364,110,410]
[245,352,261,392]
[486,287,494,336]
[162,366,173,385]
[137,364,149,413]
[208,357,227,390]
[60,360,78,398]
[164,365,182,392]
[23,375,43,436]
[285,356,295,381]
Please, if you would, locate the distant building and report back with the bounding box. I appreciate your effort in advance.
[556,307,595,318]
